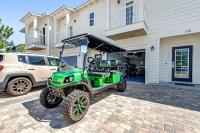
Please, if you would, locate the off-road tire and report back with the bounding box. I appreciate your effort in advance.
[40,87,63,108]
[63,90,90,122]
[117,77,127,92]
[7,77,32,96]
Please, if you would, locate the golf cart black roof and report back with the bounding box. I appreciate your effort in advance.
[61,33,126,53]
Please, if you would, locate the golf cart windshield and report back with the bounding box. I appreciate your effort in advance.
[59,59,75,72]
[59,33,126,71]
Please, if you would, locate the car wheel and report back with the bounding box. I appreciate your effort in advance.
[117,77,127,92]
[63,89,90,122]
[40,87,63,108]
[7,77,32,96]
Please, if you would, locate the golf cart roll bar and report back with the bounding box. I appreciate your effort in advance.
[59,33,126,75]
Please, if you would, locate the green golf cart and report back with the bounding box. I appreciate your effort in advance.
[40,33,127,122]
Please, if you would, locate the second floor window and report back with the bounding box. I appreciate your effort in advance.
[89,12,94,26]
[126,1,134,25]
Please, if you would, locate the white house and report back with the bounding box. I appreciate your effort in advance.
[20,0,200,85]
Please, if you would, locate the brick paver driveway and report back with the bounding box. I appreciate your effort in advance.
[0,83,200,133]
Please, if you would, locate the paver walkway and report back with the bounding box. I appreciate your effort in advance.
[0,83,200,133]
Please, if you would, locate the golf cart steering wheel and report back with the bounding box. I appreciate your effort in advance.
[87,57,97,65]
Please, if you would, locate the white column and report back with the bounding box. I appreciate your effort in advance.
[25,24,29,45]
[33,16,38,41]
[65,13,70,37]
[106,0,111,30]
[46,18,50,55]
[53,17,57,44]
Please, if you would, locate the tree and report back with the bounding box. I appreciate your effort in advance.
[17,43,25,52]
[0,18,14,52]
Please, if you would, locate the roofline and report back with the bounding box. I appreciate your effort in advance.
[19,27,25,33]
[75,0,96,11]
[20,0,97,23]
[20,12,42,23]
[50,5,75,16]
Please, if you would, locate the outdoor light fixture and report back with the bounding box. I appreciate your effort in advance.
[151,46,155,51]
[117,0,120,4]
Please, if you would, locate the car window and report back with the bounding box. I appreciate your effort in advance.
[47,57,59,66]
[28,56,46,66]
[0,55,3,62]
[18,55,26,63]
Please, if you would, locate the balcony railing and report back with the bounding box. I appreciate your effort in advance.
[26,33,46,46]
[108,6,146,30]
[56,31,66,43]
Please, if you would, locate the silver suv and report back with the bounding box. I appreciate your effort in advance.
[0,53,59,96]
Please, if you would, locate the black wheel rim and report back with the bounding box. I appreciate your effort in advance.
[11,79,30,94]
[73,96,88,117]
[47,94,61,105]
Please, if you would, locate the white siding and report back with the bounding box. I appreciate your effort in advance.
[160,33,200,84]
[22,0,200,84]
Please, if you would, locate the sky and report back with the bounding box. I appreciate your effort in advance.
[0,0,87,45]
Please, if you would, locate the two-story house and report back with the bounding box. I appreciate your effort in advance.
[20,0,200,85]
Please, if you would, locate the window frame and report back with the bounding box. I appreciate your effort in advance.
[27,56,47,66]
[0,55,4,62]
[18,55,26,64]
[126,1,134,25]
[89,12,95,27]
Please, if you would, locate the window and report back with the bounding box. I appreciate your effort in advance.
[126,1,134,25]
[47,57,60,66]
[0,55,3,62]
[89,12,94,26]
[69,26,73,37]
[28,56,46,65]
[18,55,26,63]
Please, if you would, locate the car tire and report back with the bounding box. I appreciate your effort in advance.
[117,77,127,92]
[63,89,90,122]
[7,77,32,96]
[40,87,63,108]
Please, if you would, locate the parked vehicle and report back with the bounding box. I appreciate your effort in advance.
[0,53,59,96]
[40,33,127,122]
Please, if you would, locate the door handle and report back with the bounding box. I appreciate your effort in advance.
[28,68,35,70]
[51,69,56,70]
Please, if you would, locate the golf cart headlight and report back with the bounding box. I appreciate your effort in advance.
[64,76,73,83]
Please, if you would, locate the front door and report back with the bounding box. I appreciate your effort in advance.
[172,46,193,82]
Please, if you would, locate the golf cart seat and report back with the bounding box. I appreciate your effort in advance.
[88,71,109,77]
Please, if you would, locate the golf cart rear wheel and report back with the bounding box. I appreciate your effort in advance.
[63,90,90,122]
[40,87,63,108]
[117,77,127,92]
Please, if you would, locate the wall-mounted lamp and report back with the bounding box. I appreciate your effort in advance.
[117,0,120,4]
[151,46,155,51]
[74,19,76,23]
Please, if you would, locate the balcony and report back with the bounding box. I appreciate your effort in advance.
[106,6,148,40]
[26,34,47,51]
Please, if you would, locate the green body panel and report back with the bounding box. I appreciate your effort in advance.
[105,71,123,84]
[49,68,88,89]
[89,76,105,87]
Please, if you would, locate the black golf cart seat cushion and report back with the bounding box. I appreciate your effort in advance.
[88,71,110,77]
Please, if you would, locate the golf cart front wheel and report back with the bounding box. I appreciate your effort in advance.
[40,87,63,108]
[63,90,90,122]
[117,77,127,92]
